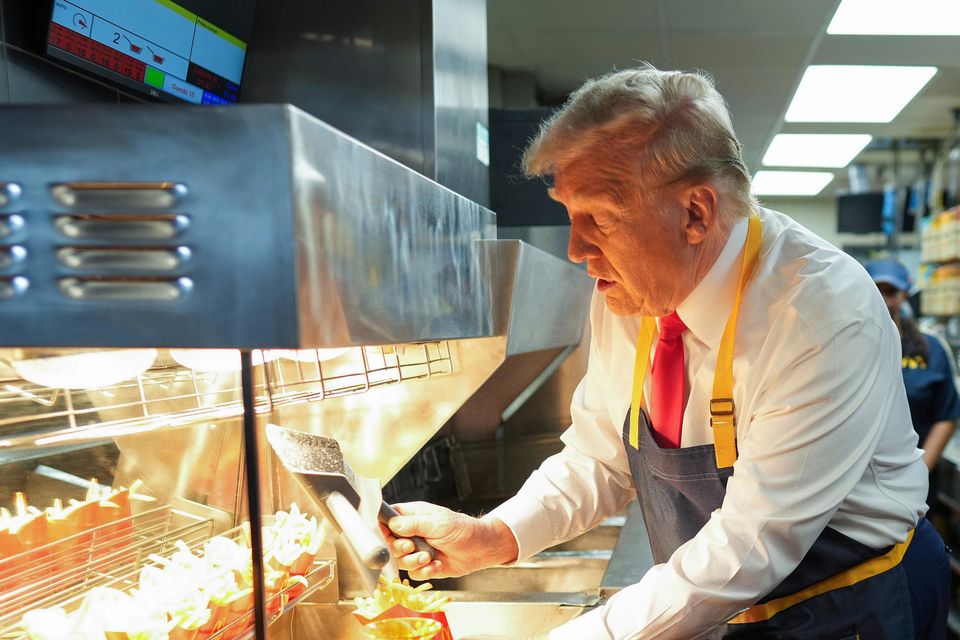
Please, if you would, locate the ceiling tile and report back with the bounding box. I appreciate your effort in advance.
[664,0,837,33]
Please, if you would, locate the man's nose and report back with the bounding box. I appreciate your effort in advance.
[567,224,598,264]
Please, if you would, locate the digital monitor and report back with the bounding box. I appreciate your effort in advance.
[45,0,256,104]
[837,192,884,234]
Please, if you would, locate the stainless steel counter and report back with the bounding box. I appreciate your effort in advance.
[277,592,597,640]
[600,500,655,599]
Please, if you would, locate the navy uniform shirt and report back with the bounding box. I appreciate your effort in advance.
[902,332,960,445]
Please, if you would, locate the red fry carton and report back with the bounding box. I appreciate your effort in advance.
[353,603,453,640]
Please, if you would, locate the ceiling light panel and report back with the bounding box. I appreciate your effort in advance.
[785,65,937,123]
[828,0,960,36]
[752,171,834,197]
[762,134,872,168]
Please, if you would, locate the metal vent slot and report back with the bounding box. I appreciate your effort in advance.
[57,246,190,271]
[49,182,187,209]
[0,214,24,239]
[0,183,21,208]
[0,245,26,269]
[54,214,189,240]
[59,276,191,301]
[0,276,28,300]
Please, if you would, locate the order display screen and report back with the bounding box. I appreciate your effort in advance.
[45,0,255,104]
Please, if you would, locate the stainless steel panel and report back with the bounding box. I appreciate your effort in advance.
[550,521,624,552]
[0,104,497,348]
[282,596,592,640]
[431,552,610,594]
[287,109,496,347]
[432,0,489,205]
[481,240,591,356]
[0,104,296,347]
[113,420,245,526]
[242,0,490,205]
[599,501,655,599]
[242,0,431,175]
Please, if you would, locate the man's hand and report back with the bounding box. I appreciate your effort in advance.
[380,501,519,580]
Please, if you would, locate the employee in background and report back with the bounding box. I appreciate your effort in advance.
[867,258,960,518]
[384,65,949,638]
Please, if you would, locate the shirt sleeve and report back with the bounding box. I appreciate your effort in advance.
[550,316,919,640]
[489,295,636,561]
[927,334,960,423]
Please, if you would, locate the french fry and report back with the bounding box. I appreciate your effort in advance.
[354,577,450,618]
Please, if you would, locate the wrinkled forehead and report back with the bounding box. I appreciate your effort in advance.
[548,182,622,210]
[549,155,652,209]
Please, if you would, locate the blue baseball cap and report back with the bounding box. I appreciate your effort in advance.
[865,258,912,292]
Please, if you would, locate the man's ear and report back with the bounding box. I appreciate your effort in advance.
[684,184,719,245]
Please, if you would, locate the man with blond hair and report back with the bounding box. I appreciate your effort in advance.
[384,65,948,638]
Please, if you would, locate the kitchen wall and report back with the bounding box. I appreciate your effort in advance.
[761,196,917,254]
[501,198,906,264]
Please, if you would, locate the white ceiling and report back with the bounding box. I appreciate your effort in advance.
[487,0,960,187]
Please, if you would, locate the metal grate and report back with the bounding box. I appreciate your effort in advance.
[0,505,213,633]
[261,341,454,406]
[0,343,453,448]
[0,505,335,639]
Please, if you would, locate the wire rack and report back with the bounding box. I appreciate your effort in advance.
[0,342,453,447]
[0,505,335,639]
[0,505,212,634]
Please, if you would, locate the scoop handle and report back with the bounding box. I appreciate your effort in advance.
[324,490,390,569]
[379,501,438,561]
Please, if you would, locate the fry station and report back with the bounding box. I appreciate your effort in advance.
[3,0,960,638]
[0,80,600,640]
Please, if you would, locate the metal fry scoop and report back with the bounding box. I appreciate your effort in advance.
[265,423,390,569]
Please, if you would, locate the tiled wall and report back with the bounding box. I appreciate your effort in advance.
[0,0,143,104]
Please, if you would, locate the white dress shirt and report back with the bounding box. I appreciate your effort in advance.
[489,207,928,640]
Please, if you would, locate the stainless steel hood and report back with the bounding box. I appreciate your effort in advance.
[0,103,591,480]
[0,104,496,348]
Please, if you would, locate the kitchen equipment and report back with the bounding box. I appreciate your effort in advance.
[0,102,593,638]
[266,423,436,570]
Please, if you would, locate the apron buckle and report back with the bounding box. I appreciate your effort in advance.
[710,397,738,468]
[710,397,735,418]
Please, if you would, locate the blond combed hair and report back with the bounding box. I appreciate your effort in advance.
[523,64,757,216]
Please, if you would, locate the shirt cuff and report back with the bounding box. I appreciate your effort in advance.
[487,492,557,563]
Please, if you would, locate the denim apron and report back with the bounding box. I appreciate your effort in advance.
[621,216,948,639]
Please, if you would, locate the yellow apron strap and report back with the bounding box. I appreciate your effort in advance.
[629,317,657,449]
[710,214,763,468]
[729,529,915,624]
[628,215,763,464]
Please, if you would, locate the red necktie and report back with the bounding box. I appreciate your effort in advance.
[650,311,687,448]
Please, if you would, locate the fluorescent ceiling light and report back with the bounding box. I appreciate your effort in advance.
[786,65,937,123]
[752,171,834,196]
[763,134,872,168]
[828,0,960,35]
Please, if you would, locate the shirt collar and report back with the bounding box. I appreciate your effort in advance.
[676,216,749,348]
